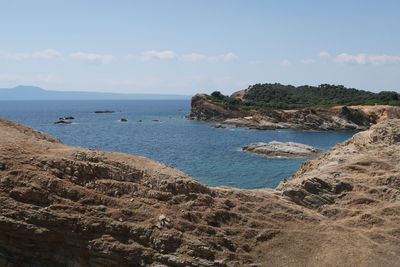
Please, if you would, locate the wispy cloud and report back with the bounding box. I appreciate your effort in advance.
[180,53,208,62]
[319,51,331,58]
[300,51,331,64]
[180,52,239,62]
[0,73,23,81]
[334,53,400,65]
[281,59,292,66]
[221,52,239,62]
[299,51,400,65]
[70,52,113,64]
[0,49,61,60]
[127,50,240,63]
[141,50,177,61]
[0,73,64,84]
[300,59,316,64]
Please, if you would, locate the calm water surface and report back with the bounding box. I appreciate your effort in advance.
[0,100,356,189]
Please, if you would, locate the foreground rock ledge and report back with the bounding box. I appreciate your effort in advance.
[242,141,321,158]
[1,118,400,266]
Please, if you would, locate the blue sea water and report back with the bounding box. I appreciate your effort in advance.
[0,100,356,189]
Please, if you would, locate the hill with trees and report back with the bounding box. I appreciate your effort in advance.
[211,83,400,110]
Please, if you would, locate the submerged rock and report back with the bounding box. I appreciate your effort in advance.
[242,141,321,157]
[211,123,226,129]
[54,119,72,124]
[94,110,114,113]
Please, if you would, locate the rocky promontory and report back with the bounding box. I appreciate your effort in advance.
[1,117,400,266]
[188,93,400,130]
[242,141,321,157]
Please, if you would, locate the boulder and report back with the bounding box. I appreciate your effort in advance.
[242,141,321,157]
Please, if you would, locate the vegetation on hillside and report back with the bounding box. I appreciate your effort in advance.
[210,83,400,110]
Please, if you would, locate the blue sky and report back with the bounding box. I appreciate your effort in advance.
[1,0,399,94]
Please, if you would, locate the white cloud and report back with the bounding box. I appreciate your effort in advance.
[319,51,331,58]
[299,51,331,65]
[180,53,208,62]
[36,74,64,84]
[221,52,239,62]
[31,49,61,59]
[141,50,177,61]
[0,49,61,60]
[281,59,292,66]
[70,52,113,64]
[180,52,239,62]
[334,53,400,65]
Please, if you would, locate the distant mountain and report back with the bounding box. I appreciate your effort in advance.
[0,86,191,100]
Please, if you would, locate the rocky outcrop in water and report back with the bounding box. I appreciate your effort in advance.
[242,141,321,157]
[54,119,72,124]
[95,110,114,113]
[211,124,226,129]
[1,117,400,266]
[188,93,400,130]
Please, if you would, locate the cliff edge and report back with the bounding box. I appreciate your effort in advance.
[1,118,400,266]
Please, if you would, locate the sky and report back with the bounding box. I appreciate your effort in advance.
[0,0,400,95]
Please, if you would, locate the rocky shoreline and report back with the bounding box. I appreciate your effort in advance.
[188,93,400,131]
[1,117,400,266]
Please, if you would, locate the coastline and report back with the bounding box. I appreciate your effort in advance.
[188,93,400,131]
[1,117,400,266]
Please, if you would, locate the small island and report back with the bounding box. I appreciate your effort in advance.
[94,110,115,113]
[188,83,400,131]
[242,141,321,158]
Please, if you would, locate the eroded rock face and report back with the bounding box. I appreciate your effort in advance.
[187,94,252,121]
[188,93,400,131]
[242,141,321,158]
[1,118,400,267]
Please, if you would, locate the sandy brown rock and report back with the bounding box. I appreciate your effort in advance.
[188,93,400,130]
[1,118,400,266]
[187,94,253,121]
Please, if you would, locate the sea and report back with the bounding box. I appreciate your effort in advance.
[0,100,356,189]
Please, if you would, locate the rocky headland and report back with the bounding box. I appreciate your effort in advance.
[1,117,400,266]
[242,141,321,158]
[188,93,400,130]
